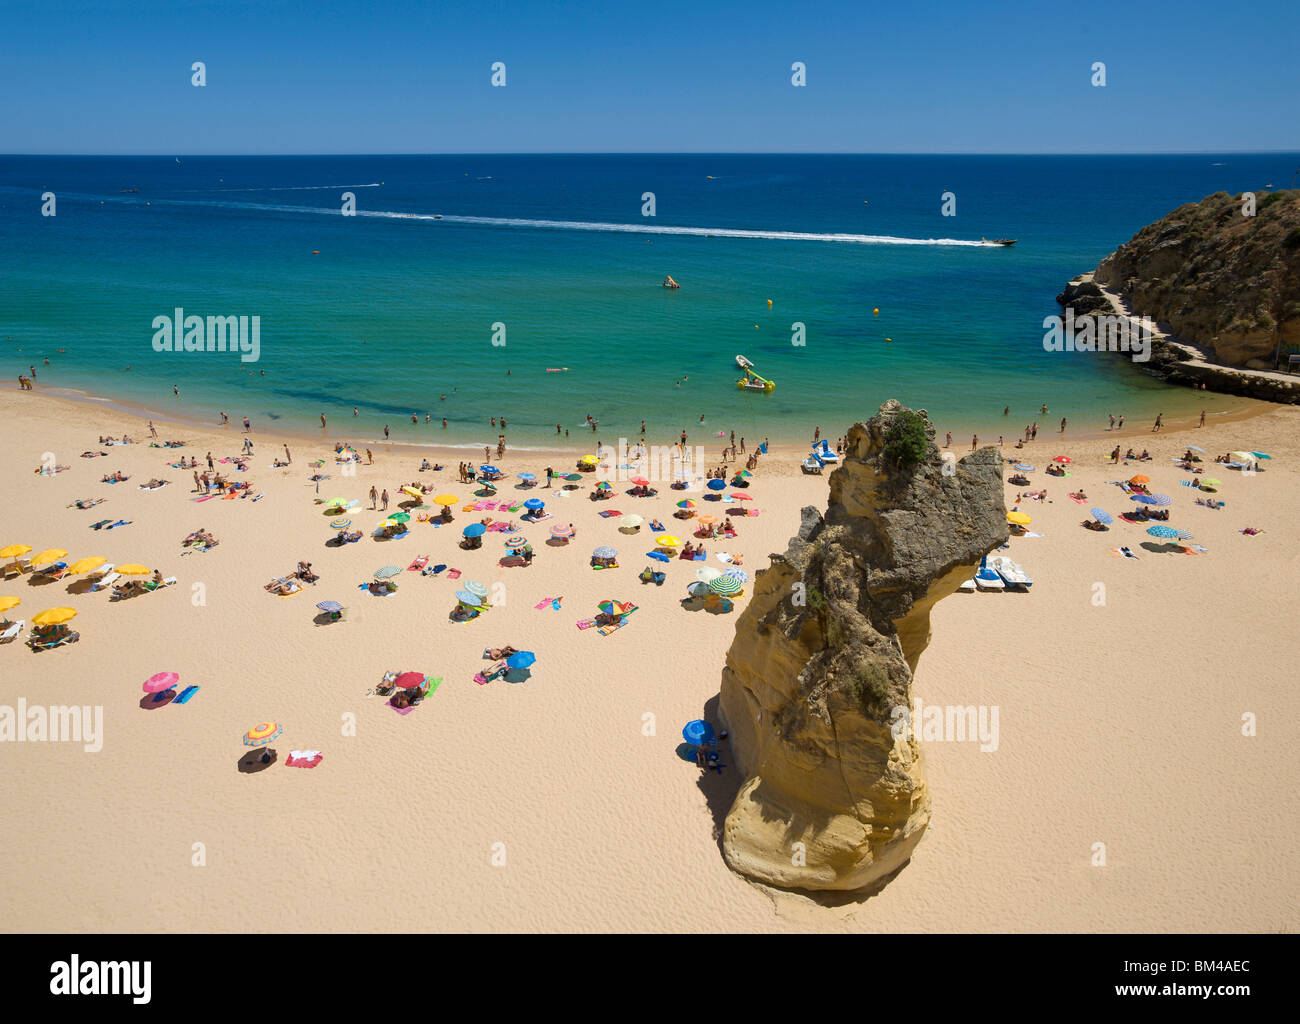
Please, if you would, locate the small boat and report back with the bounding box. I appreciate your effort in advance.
[989,555,1032,590]
[662,275,680,289]
[119,188,140,194]
[433,214,443,220]
[974,555,1005,590]
[982,237,1017,246]
[811,440,838,464]
[737,371,774,392]
[736,355,754,370]
[800,456,823,475]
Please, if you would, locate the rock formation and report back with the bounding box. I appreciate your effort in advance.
[718,401,1007,893]
[1078,190,1300,367]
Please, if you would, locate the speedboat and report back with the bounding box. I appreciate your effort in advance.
[736,355,754,370]
[989,555,1032,589]
[982,237,1017,246]
[974,555,1005,590]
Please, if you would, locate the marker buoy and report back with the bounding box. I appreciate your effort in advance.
[766,299,772,308]
[312,250,320,254]
[873,308,879,315]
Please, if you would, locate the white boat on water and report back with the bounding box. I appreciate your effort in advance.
[989,555,1033,589]
[736,355,753,370]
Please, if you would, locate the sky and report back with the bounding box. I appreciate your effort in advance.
[2,0,1297,154]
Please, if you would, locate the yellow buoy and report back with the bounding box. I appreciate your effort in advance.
[873,308,879,315]
[766,299,772,308]
[886,337,892,343]
[754,324,759,329]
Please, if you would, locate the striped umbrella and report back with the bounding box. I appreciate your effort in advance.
[595,481,612,490]
[675,499,697,509]
[1090,508,1113,525]
[464,580,489,598]
[550,524,575,539]
[143,671,179,693]
[1013,464,1035,472]
[1130,494,1158,505]
[505,534,527,548]
[1149,494,1172,506]
[593,546,617,559]
[736,470,752,478]
[328,517,351,529]
[374,565,401,579]
[722,567,750,584]
[242,722,282,747]
[1174,529,1195,539]
[315,600,343,613]
[709,575,743,596]
[308,460,325,468]
[1145,525,1181,539]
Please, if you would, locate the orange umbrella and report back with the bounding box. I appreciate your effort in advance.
[1129,475,1150,485]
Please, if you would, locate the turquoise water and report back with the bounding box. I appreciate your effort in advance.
[3,153,1294,447]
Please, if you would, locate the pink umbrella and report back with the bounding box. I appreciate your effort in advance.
[143,671,179,693]
[730,493,753,501]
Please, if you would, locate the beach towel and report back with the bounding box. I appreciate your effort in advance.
[597,620,626,636]
[286,750,323,768]
[90,519,112,529]
[447,569,462,579]
[387,699,417,716]
[597,509,623,518]
[1109,548,1139,559]
[551,597,562,610]
[575,618,597,630]
[407,556,429,572]
[105,520,132,530]
[174,685,200,705]
[1068,495,1088,504]
[423,563,446,576]
[534,597,553,609]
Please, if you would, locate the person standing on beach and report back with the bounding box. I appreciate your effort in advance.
[384,424,390,440]
[366,449,373,464]
[1108,413,1115,430]
[971,434,978,450]
[1031,423,1038,440]
[284,445,291,464]
[1152,413,1163,433]
[1117,415,1124,430]
[369,486,378,509]
[640,420,646,435]
[945,431,952,448]
[148,420,157,438]
[1199,410,1206,427]
[814,426,820,442]
[243,416,251,432]
[193,470,201,492]
[1060,417,1067,434]
[998,436,1004,446]
[545,467,552,488]
[206,451,214,470]
[484,446,491,461]
[321,413,327,429]
[381,489,389,510]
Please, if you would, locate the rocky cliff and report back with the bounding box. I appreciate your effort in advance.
[718,401,1007,894]
[1091,189,1300,367]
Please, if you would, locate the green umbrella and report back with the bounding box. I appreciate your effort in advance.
[387,512,410,523]
[563,473,582,482]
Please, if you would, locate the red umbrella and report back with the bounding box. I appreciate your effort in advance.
[1053,455,1072,464]
[394,672,425,690]
[630,476,650,486]
[730,493,753,501]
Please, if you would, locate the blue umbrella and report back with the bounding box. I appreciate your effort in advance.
[315,600,343,613]
[1149,493,1172,506]
[1089,508,1113,525]
[593,545,617,558]
[1145,525,1180,539]
[1131,494,1158,504]
[1013,464,1035,471]
[462,523,486,537]
[506,651,536,670]
[524,498,545,510]
[480,464,499,474]
[1251,452,1272,459]
[706,478,727,491]
[682,720,715,746]
[518,472,536,480]
[455,589,480,605]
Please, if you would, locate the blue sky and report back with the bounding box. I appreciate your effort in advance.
[2,0,1297,154]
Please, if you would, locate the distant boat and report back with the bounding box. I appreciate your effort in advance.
[662,275,680,289]
[982,237,1017,246]
[119,188,139,194]
[735,355,753,370]
[433,214,443,220]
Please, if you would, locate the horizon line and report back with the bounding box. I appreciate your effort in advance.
[5,150,1300,159]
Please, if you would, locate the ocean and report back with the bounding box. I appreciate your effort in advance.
[3,153,1296,449]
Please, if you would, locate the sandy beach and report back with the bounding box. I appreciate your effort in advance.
[2,387,1297,933]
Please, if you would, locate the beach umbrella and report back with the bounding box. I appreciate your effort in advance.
[1250,451,1272,460]
[243,722,282,748]
[730,493,753,501]
[1187,445,1206,453]
[462,523,486,538]
[1053,455,1072,464]
[706,478,727,491]
[394,671,425,690]
[563,473,582,482]
[324,497,350,508]
[400,486,423,500]
[630,476,650,486]
[67,556,106,575]
[517,472,535,481]
[524,498,545,510]
[675,499,697,509]
[1130,494,1158,505]
[387,512,411,523]
[1013,464,1035,472]
[1129,475,1150,485]
[597,600,630,616]
[722,568,750,584]
[143,671,178,693]
[709,575,743,596]
[506,651,536,670]
[1201,478,1222,487]
[736,470,752,478]
[683,720,715,746]
[505,534,527,548]
[455,590,480,606]
[1231,451,1257,464]
[1145,525,1180,539]
[31,549,68,566]
[593,545,617,559]
[316,600,343,613]
[308,460,325,468]
[686,581,710,598]
[621,514,643,528]
[0,596,20,614]
[1149,494,1172,506]
[1090,508,1113,525]
[1007,511,1032,525]
[698,515,717,525]
[32,607,77,626]
[464,580,489,598]
[116,564,152,576]
[550,524,575,539]
[433,494,459,506]
[1175,529,1194,539]
[328,517,351,530]
[0,544,32,559]
[656,535,681,547]
[595,481,612,490]
[374,565,401,579]
[579,455,599,465]
[695,566,722,584]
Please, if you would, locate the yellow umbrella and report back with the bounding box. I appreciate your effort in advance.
[1007,511,1032,526]
[400,486,424,500]
[579,455,599,465]
[33,607,77,626]
[0,544,32,559]
[433,494,459,506]
[116,564,152,576]
[656,534,682,547]
[0,596,20,614]
[31,548,69,566]
[68,556,107,575]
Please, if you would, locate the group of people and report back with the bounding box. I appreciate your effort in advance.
[1110,447,1153,463]
[183,528,218,549]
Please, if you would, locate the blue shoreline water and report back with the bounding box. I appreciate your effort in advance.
[4,153,1293,444]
